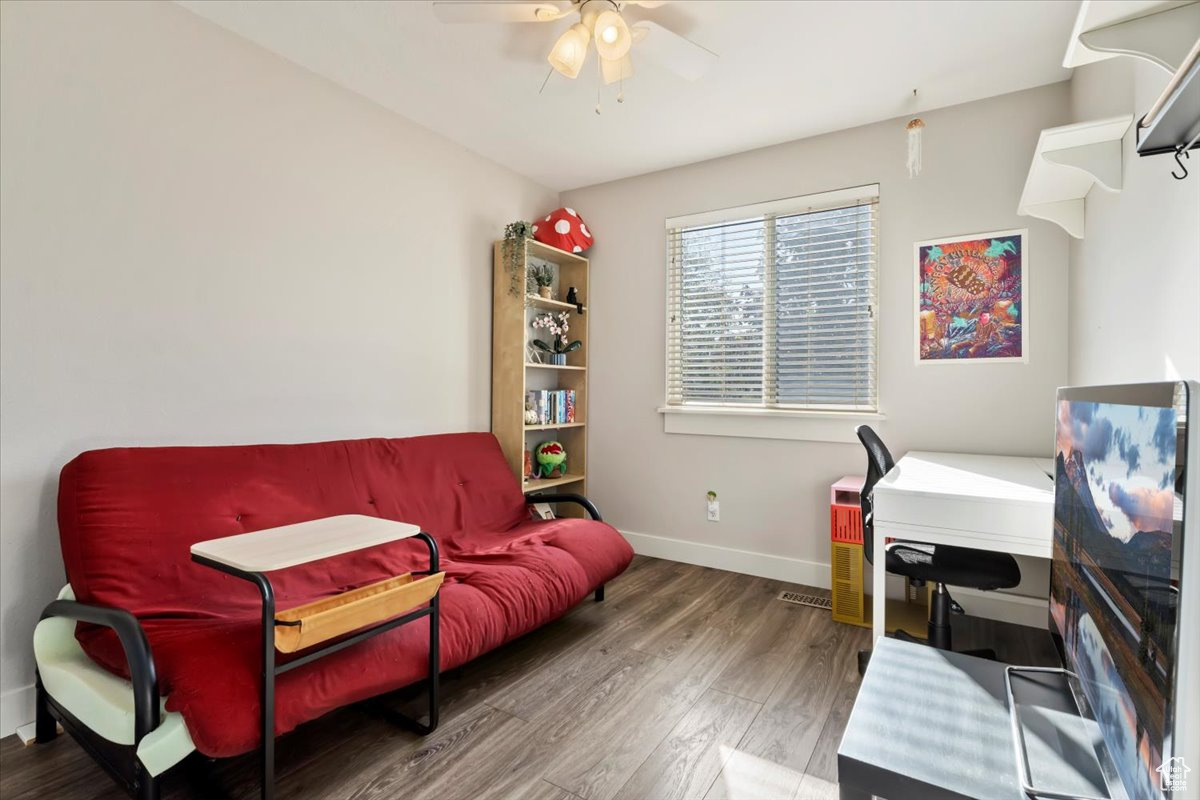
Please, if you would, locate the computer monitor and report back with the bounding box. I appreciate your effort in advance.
[1050,381,1199,799]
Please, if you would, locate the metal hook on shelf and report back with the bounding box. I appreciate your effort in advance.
[1172,146,1190,180]
[1173,129,1200,180]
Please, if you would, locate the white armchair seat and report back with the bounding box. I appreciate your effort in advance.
[34,586,195,778]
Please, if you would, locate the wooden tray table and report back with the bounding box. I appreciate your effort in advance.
[191,515,442,800]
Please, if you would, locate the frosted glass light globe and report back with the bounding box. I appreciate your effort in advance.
[547,23,591,79]
[592,10,631,60]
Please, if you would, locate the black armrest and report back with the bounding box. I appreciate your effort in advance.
[416,531,440,573]
[526,493,602,522]
[40,600,160,742]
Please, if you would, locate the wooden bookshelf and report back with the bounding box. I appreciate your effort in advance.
[526,295,588,313]
[522,473,586,492]
[524,363,587,372]
[492,237,589,510]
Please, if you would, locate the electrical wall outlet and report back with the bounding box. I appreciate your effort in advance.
[706,491,719,522]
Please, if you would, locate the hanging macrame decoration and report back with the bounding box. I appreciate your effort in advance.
[906,117,925,178]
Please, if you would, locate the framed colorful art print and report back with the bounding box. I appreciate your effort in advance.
[914,228,1027,364]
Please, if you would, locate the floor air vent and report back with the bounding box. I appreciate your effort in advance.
[778,590,832,610]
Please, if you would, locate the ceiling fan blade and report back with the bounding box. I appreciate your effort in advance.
[630,21,717,81]
[622,0,670,7]
[431,1,571,24]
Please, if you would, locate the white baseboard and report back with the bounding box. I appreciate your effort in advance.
[620,530,832,589]
[1,684,35,739]
[951,586,1049,629]
[618,529,1048,629]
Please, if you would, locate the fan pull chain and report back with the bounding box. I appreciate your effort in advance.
[595,51,602,115]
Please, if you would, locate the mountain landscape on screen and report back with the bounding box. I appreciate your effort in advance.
[1050,400,1178,800]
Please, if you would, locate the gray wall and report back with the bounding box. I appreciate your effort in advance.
[1067,58,1200,385]
[562,83,1073,600]
[0,0,557,734]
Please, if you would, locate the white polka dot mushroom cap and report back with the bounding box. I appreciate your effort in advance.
[530,207,595,254]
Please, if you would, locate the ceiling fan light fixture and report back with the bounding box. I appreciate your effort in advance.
[600,52,633,85]
[547,22,591,79]
[592,9,631,60]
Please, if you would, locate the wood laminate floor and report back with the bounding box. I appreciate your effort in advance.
[0,556,1058,800]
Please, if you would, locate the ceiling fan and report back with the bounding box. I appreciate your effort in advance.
[431,0,718,92]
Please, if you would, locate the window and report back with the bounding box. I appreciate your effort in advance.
[665,185,879,416]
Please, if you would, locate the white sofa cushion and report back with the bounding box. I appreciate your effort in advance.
[34,586,195,777]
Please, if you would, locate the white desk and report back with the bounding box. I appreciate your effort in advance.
[871,451,1055,643]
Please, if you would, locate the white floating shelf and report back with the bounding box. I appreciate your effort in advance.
[1138,50,1200,155]
[1018,115,1133,239]
[1064,0,1200,73]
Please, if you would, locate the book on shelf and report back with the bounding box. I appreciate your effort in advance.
[525,389,577,426]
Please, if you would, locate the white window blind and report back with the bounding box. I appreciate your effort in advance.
[666,186,878,412]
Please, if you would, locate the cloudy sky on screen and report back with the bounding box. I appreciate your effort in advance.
[1056,400,1177,542]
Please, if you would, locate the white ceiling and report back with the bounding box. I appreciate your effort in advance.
[176,0,1079,191]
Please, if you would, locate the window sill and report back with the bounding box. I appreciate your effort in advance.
[658,406,884,443]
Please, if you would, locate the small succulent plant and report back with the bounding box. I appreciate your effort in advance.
[528,263,554,289]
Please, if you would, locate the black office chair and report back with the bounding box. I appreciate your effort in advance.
[856,425,1021,672]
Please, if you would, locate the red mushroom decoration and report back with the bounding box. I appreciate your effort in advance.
[532,207,593,254]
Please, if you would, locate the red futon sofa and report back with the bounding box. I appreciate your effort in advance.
[35,432,632,797]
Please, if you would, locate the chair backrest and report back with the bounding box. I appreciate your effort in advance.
[855,425,895,564]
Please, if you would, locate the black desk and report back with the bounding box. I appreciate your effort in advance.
[837,638,1118,800]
